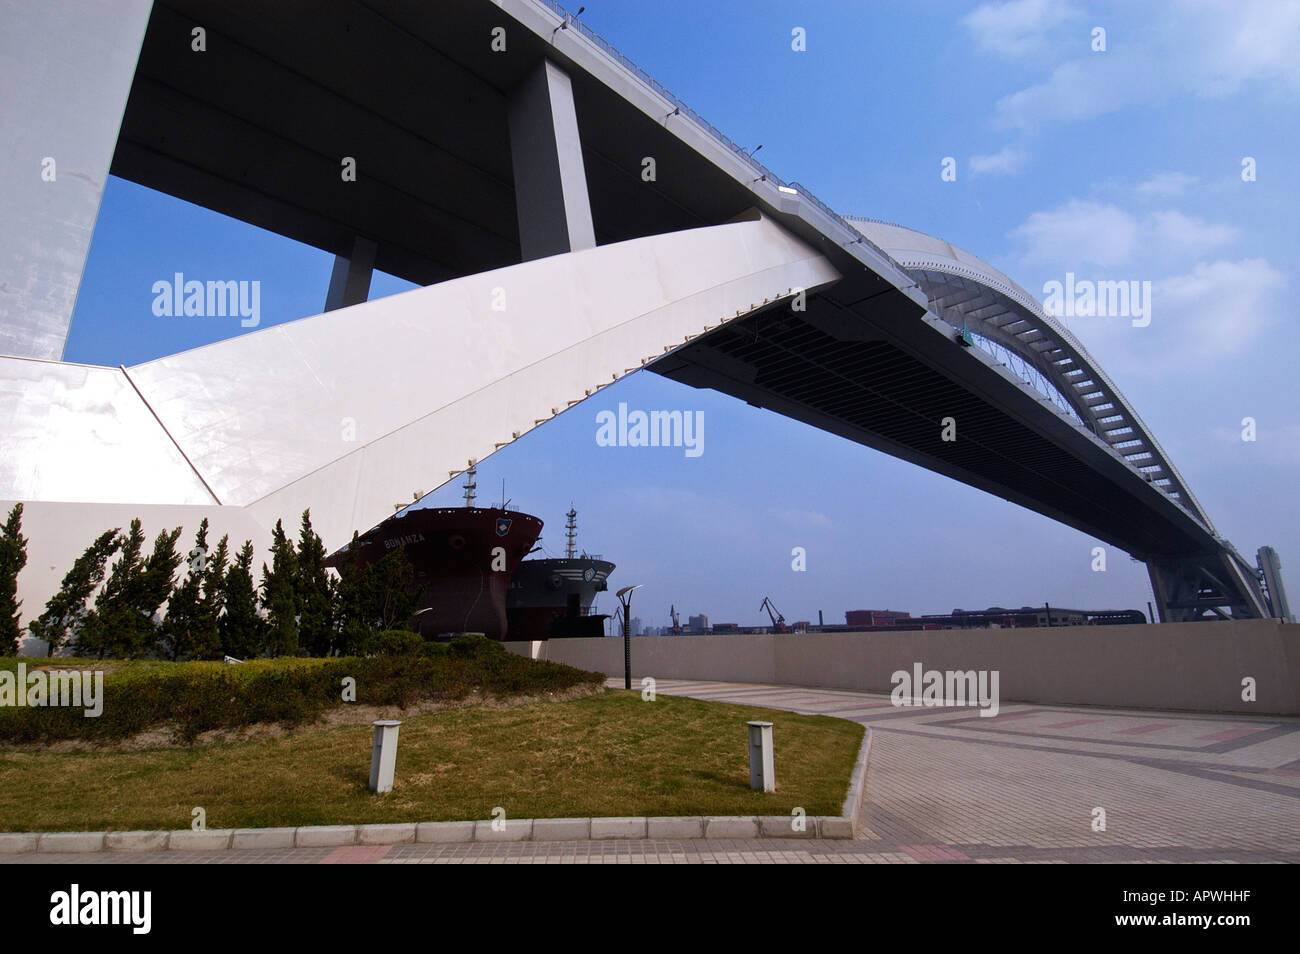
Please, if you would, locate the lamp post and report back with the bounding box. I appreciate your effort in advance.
[615,584,642,690]
[412,606,434,639]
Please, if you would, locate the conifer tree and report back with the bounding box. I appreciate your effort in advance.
[203,534,230,627]
[261,519,298,657]
[28,529,120,656]
[0,504,27,655]
[333,537,418,652]
[141,526,184,623]
[189,531,227,660]
[294,510,333,656]
[160,520,222,660]
[332,532,373,655]
[374,548,417,631]
[81,521,182,659]
[79,521,147,659]
[220,540,262,659]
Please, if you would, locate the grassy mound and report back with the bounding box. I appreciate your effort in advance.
[0,642,604,744]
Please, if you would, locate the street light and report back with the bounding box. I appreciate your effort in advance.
[615,584,642,690]
[552,5,585,38]
[412,606,435,639]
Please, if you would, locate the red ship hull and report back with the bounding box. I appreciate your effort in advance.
[327,507,543,638]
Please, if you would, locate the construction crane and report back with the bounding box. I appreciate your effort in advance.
[669,605,681,636]
[760,596,789,634]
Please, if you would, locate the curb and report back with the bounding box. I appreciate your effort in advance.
[0,726,872,855]
[841,725,872,836]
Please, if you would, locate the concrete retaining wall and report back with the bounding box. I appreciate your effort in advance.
[506,619,1300,715]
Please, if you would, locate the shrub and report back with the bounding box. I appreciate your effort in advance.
[0,653,604,744]
[448,632,505,658]
[364,629,423,657]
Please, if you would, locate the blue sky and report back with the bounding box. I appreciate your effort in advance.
[67,0,1298,628]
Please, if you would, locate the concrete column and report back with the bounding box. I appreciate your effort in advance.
[369,720,401,793]
[747,720,775,792]
[507,59,596,262]
[324,235,377,312]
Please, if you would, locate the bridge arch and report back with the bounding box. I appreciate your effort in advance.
[845,218,1212,529]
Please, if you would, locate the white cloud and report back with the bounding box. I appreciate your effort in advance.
[1136,172,1197,196]
[1148,211,1239,255]
[996,57,1148,128]
[1150,258,1284,358]
[1181,0,1300,95]
[779,509,832,529]
[993,0,1300,130]
[1010,200,1139,267]
[1009,201,1240,268]
[969,146,1029,177]
[963,0,1082,58]
[1070,257,1287,377]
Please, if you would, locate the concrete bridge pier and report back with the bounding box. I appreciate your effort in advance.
[507,58,597,262]
[1147,553,1269,622]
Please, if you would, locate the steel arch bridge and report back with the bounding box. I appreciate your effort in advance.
[838,219,1268,621]
[0,0,1284,625]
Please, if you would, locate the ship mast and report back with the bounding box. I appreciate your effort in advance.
[462,464,477,507]
[565,507,578,559]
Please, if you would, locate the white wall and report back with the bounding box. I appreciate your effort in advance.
[508,620,1300,715]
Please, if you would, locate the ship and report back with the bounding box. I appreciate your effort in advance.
[506,507,616,639]
[326,466,543,639]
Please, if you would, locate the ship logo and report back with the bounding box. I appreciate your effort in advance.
[583,567,596,582]
[495,518,512,537]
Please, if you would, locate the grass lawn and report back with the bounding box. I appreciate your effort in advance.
[0,691,863,831]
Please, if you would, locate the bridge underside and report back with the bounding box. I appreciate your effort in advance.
[652,285,1267,621]
[0,0,1273,624]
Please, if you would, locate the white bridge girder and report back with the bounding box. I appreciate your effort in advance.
[1,212,839,614]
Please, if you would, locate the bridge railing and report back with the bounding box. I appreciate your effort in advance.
[535,1,786,187]
[534,3,898,268]
[786,184,895,263]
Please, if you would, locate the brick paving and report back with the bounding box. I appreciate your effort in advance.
[7,679,1297,864]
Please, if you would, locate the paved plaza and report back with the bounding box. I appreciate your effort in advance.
[8,679,1298,864]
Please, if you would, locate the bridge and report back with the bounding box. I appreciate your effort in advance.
[0,0,1285,622]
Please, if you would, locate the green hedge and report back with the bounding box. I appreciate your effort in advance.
[0,648,603,744]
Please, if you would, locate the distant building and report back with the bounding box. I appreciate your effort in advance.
[838,605,1145,631]
[630,616,643,636]
[920,606,1144,628]
[687,614,710,634]
[926,607,1086,628]
[845,609,913,628]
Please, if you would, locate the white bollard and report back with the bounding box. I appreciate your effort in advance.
[747,720,775,792]
[369,720,402,793]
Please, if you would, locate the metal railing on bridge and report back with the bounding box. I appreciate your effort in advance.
[534,2,894,265]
